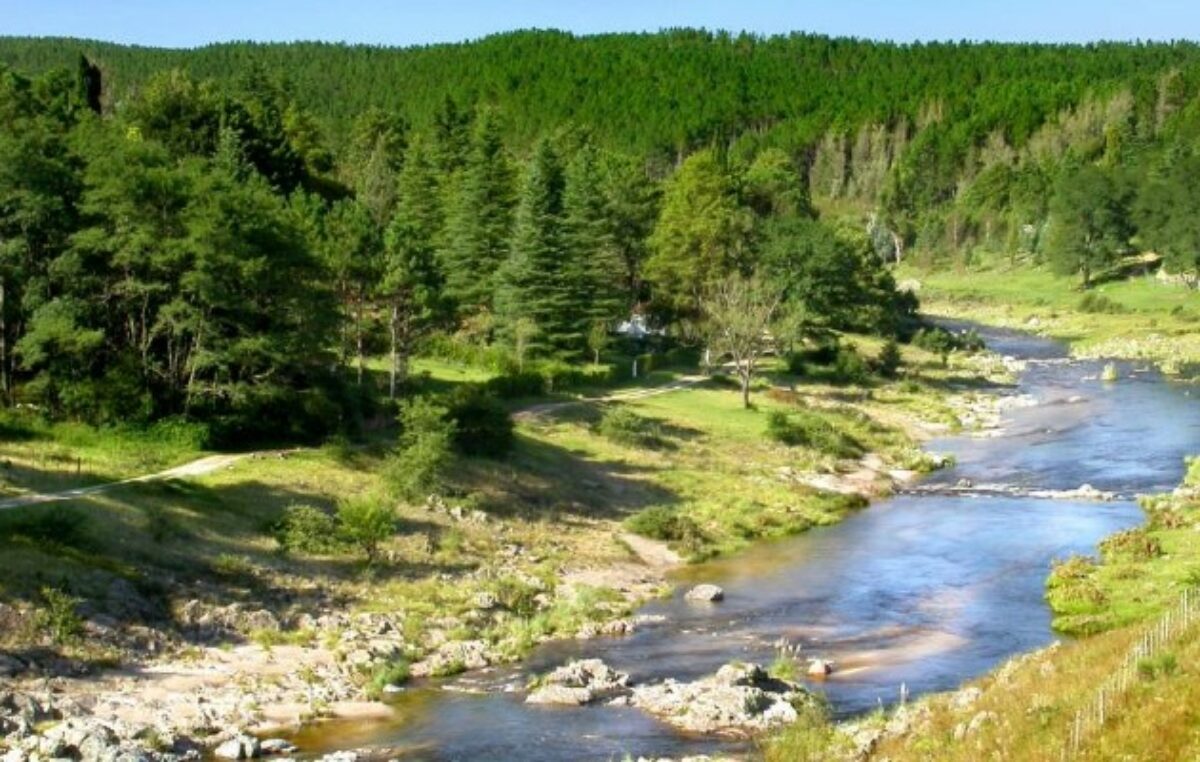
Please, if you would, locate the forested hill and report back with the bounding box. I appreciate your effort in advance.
[2,30,1200,440]
[1,32,1198,156]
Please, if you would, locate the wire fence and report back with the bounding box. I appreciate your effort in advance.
[1064,587,1199,758]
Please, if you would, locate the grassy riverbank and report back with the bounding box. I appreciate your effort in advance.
[900,261,1200,374]
[767,455,1200,762]
[0,334,1004,688]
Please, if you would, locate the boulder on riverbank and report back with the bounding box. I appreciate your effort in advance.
[526,659,631,705]
[630,662,814,736]
[684,584,724,602]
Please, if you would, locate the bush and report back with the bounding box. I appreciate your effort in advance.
[1046,555,1107,607]
[874,339,903,378]
[624,506,707,554]
[911,325,985,362]
[596,407,663,448]
[37,586,84,644]
[337,496,395,565]
[385,398,456,500]
[1137,652,1178,681]
[366,659,411,699]
[1099,527,1162,562]
[0,505,90,549]
[832,344,870,384]
[275,503,340,554]
[765,410,863,458]
[446,389,513,457]
[483,371,546,399]
[1079,292,1125,314]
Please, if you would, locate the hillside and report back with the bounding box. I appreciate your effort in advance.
[4,31,1200,272]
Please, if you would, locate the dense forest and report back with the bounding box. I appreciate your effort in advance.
[2,30,1199,439]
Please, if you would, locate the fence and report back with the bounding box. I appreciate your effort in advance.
[1064,587,1199,758]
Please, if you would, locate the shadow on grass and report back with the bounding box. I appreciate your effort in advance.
[457,432,681,524]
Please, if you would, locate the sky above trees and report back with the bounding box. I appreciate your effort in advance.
[4,0,1200,48]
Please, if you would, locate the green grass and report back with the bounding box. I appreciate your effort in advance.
[902,260,1200,372]
[0,413,208,499]
[1046,466,1200,635]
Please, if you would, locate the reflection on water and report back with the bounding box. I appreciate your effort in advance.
[300,325,1199,761]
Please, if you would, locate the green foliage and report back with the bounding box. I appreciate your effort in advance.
[336,495,395,564]
[1099,527,1163,562]
[595,406,664,448]
[874,338,903,378]
[385,398,457,500]
[624,506,707,554]
[1078,292,1126,314]
[1137,652,1179,681]
[36,586,83,645]
[274,503,340,555]
[365,659,411,699]
[445,388,513,457]
[646,149,752,317]
[1045,163,1133,287]
[0,505,90,550]
[765,410,864,458]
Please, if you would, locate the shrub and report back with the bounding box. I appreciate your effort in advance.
[483,371,546,399]
[596,407,663,448]
[624,506,707,554]
[785,352,806,376]
[1079,292,1125,314]
[211,553,256,580]
[874,338,903,378]
[366,659,411,699]
[1099,527,1162,562]
[1,505,90,549]
[832,344,870,384]
[37,586,83,645]
[764,410,862,458]
[1137,652,1178,681]
[1046,555,1107,608]
[385,398,456,501]
[446,389,513,457]
[275,503,340,554]
[337,496,395,565]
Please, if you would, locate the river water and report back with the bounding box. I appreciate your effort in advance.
[296,325,1199,761]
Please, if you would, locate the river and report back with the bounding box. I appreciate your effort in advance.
[294,324,1200,761]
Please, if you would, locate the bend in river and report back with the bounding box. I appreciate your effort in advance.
[295,323,1200,761]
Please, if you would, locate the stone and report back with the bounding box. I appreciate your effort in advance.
[630,662,813,736]
[0,654,24,678]
[684,584,724,603]
[806,658,833,677]
[214,735,259,760]
[259,739,297,755]
[526,659,631,706]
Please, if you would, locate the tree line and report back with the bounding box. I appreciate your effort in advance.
[3,32,1200,286]
[0,58,909,439]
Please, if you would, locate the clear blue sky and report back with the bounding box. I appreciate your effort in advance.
[2,0,1198,48]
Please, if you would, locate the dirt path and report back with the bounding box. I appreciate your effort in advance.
[0,376,711,512]
[514,374,709,420]
[0,454,244,511]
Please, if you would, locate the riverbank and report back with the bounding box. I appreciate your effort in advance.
[771,456,1200,762]
[900,263,1200,375]
[787,458,1200,762]
[0,337,1013,761]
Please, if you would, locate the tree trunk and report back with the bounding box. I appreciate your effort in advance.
[389,303,399,400]
[740,372,751,409]
[0,278,8,406]
[355,293,365,386]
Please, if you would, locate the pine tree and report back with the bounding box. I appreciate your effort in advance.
[495,139,575,357]
[562,141,625,336]
[441,109,515,317]
[382,135,445,397]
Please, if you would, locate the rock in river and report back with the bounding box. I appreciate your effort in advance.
[526,659,631,706]
[684,584,724,603]
[630,662,813,736]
